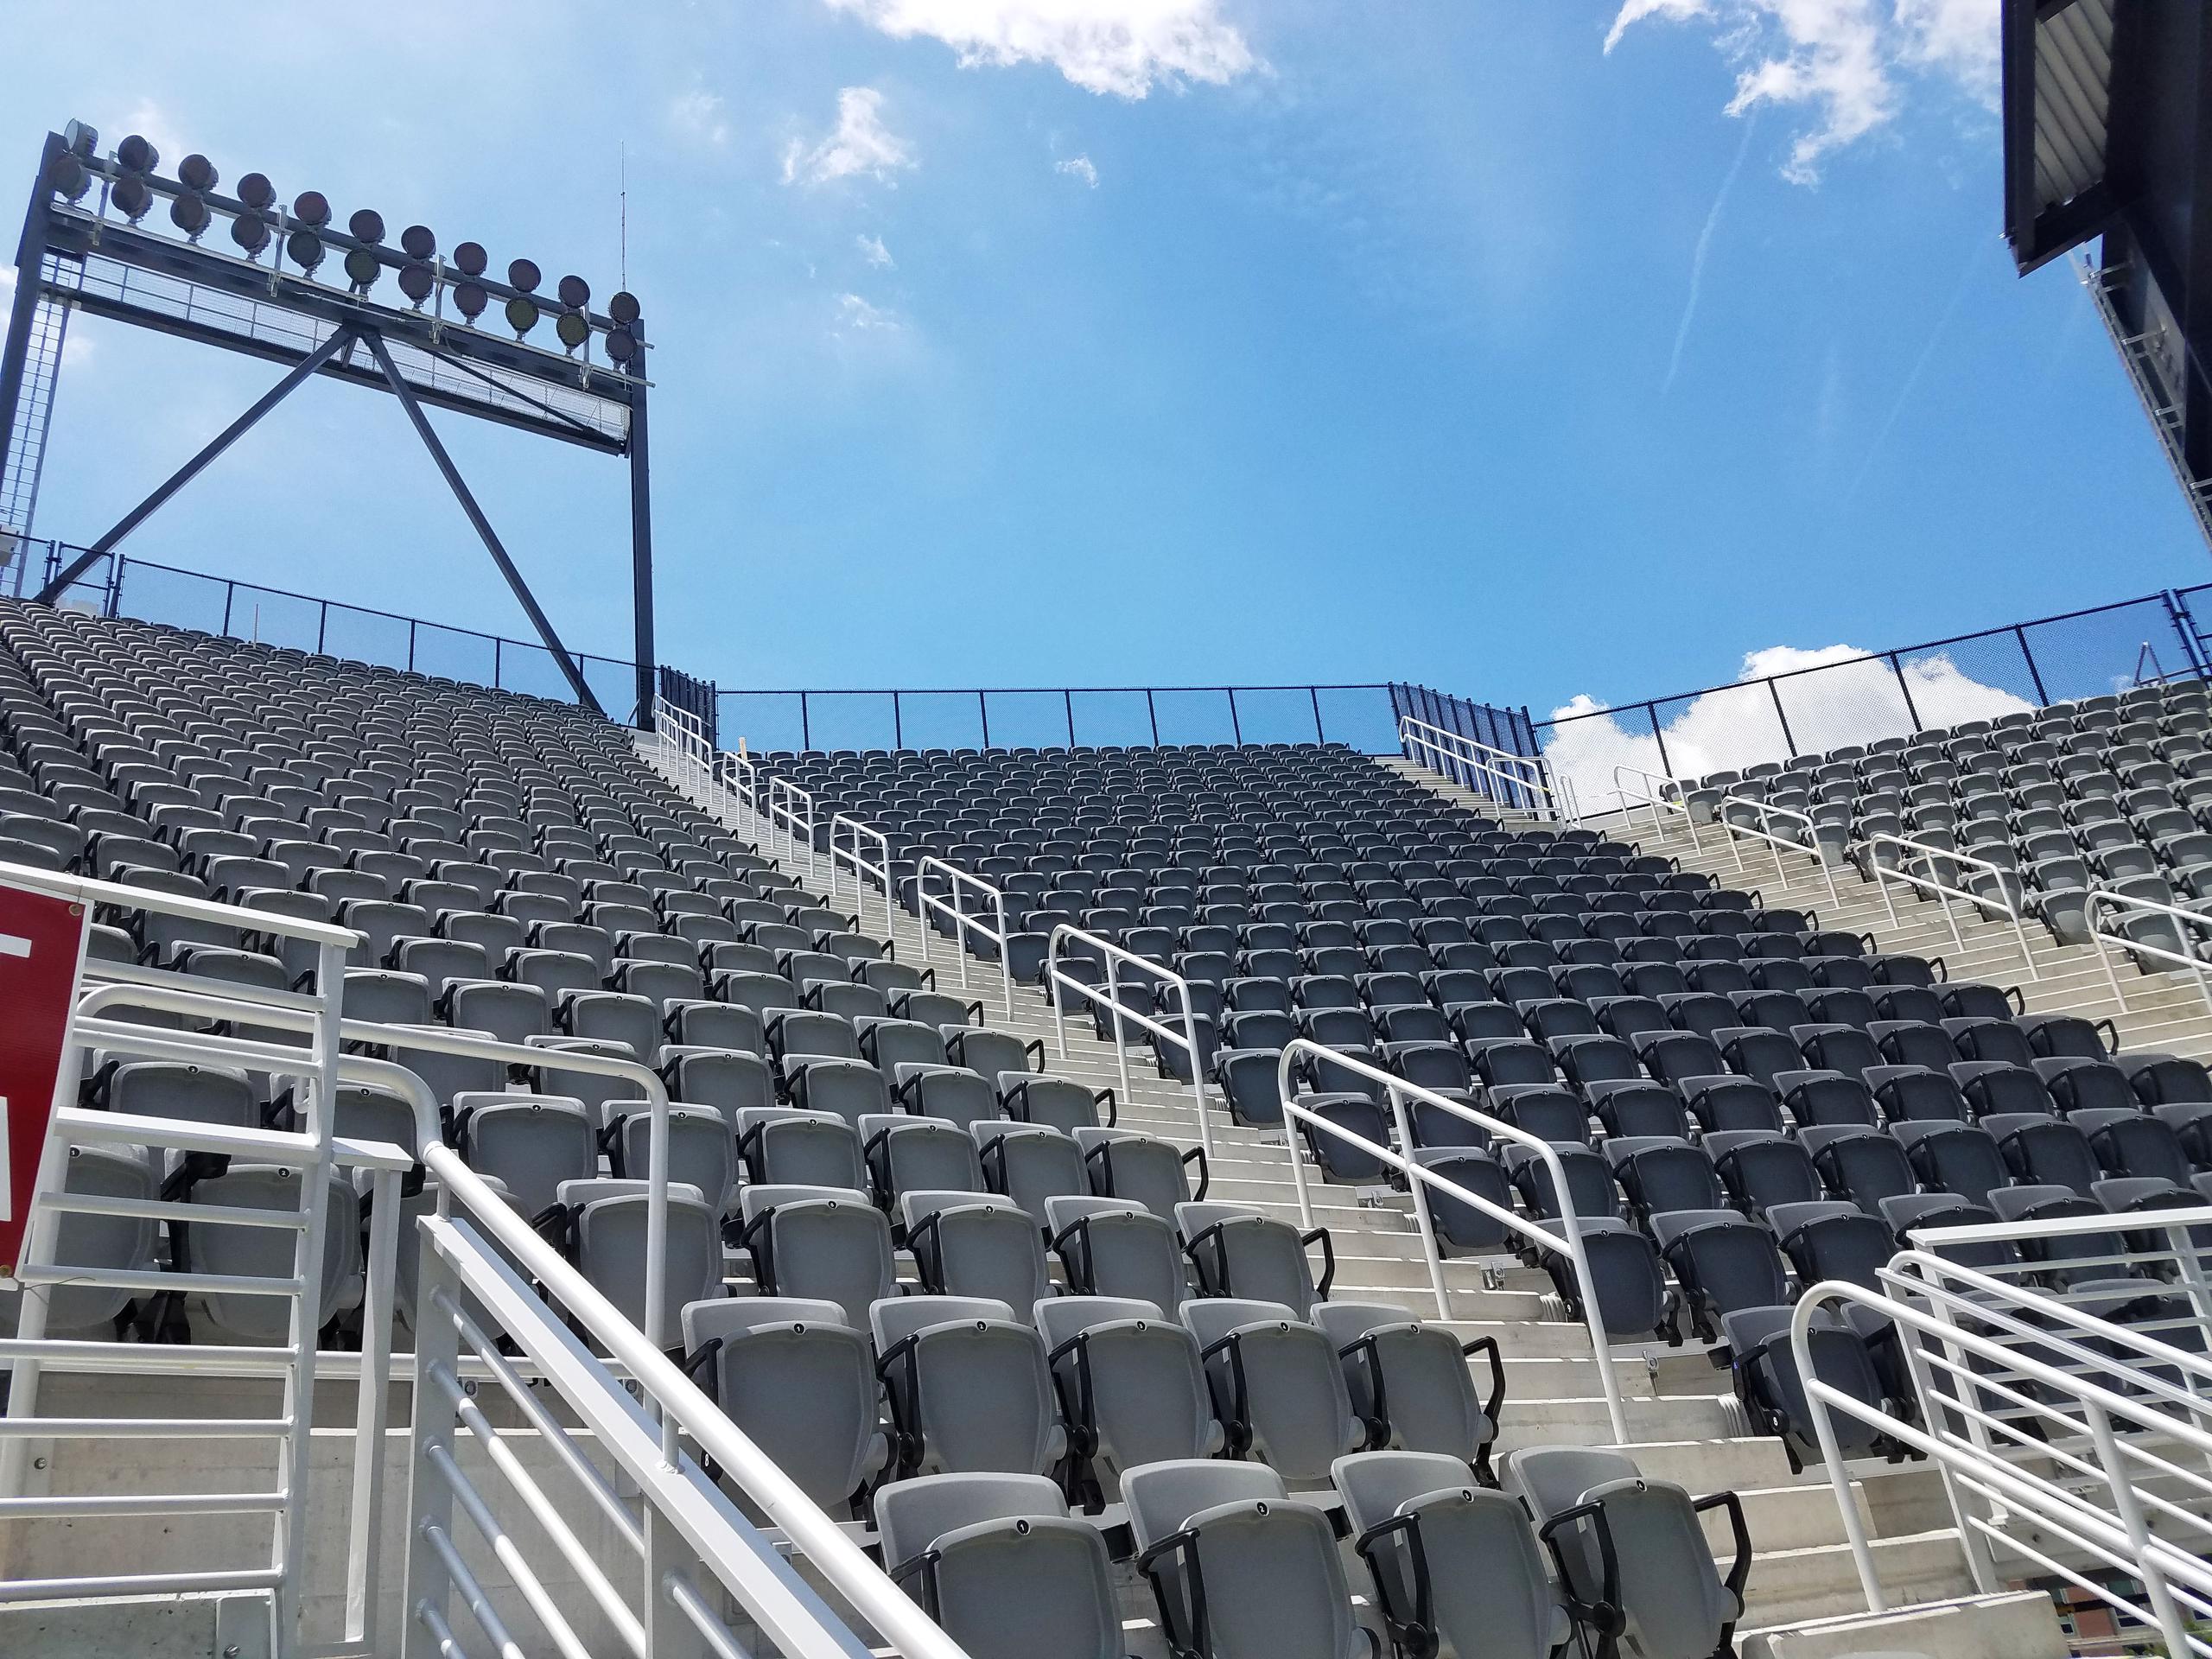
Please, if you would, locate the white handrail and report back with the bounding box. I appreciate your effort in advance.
[828,813,893,938]
[1272,1039,1629,1444]
[1044,924,1214,1160]
[1611,763,1699,849]
[1793,1240,2212,1659]
[1852,830,2041,980]
[3,872,965,1659]
[2084,887,2212,1014]
[914,855,1014,1019]
[1713,791,1840,906]
[1398,716,1577,823]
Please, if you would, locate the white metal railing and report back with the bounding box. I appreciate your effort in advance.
[0,868,974,1659]
[2085,887,2212,1014]
[1045,925,1214,1160]
[1713,791,1841,906]
[828,813,893,938]
[914,855,1014,1020]
[1795,1212,2212,1659]
[1274,1040,1629,1443]
[1611,763,1698,849]
[653,697,721,815]
[1853,830,2042,980]
[1398,716,1578,823]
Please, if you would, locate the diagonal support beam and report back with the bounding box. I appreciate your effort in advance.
[360,328,603,715]
[35,323,360,605]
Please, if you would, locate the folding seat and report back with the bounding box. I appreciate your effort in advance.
[890,988,976,1030]
[1950,1059,2055,1118]
[178,1163,365,1344]
[1001,1073,1110,1135]
[1032,1296,1223,1508]
[1605,1138,1724,1223]
[1450,1001,1525,1047]
[1079,1127,1210,1223]
[662,1047,775,1121]
[603,1102,737,1216]
[900,1190,1051,1308]
[1985,1112,2102,1195]
[944,1026,1040,1083]
[1869,1019,1955,1071]
[1722,1304,1902,1472]
[1470,1038,1555,1091]
[734,1184,895,1327]
[1177,1300,1365,1484]
[1504,1446,1746,1659]
[1705,1129,1822,1215]
[897,1065,1000,1129]
[975,1121,1089,1218]
[1892,1120,2011,1207]
[1945,1016,2037,1068]
[872,1295,1065,1479]
[1541,1216,1675,1344]
[1651,1209,1790,1343]
[1313,1302,1502,1479]
[1374,1003,1452,1045]
[1043,1195,1185,1312]
[451,1093,597,1215]
[1503,1142,1618,1223]
[1592,1080,1693,1140]
[1178,1201,1333,1306]
[1776,1069,1880,1128]
[2074,1107,2194,1184]
[1337,1452,1575,1659]
[1940,981,2024,1021]
[664,998,764,1056]
[1718,988,1800,1033]
[1635,1029,1726,1088]
[1680,1076,1783,1135]
[2126,1052,2212,1105]
[737,1107,866,1191]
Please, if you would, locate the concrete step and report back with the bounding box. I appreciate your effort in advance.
[1741,1590,2068,1659]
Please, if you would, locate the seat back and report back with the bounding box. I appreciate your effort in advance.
[682,1297,884,1513]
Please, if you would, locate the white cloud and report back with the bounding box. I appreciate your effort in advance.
[836,292,901,332]
[1605,0,1999,182]
[668,90,731,147]
[1540,641,2035,807]
[823,0,1255,99]
[856,232,895,268]
[782,87,915,188]
[1056,154,1100,188]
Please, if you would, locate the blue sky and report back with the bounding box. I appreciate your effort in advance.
[1,0,2197,724]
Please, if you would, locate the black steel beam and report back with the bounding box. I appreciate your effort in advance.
[34,322,361,603]
[628,328,655,731]
[361,328,602,715]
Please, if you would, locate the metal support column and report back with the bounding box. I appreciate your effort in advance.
[627,352,656,730]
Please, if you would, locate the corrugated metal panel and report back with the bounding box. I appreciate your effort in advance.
[2031,0,2114,212]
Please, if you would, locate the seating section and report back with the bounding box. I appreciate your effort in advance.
[1680,677,2212,954]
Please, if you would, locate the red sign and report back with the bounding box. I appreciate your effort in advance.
[0,881,91,1275]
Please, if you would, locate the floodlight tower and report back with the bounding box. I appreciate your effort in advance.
[0,119,659,725]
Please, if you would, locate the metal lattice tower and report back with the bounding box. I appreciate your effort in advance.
[0,256,79,562]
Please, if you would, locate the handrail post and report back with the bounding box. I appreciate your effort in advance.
[1387,1082,1451,1319]
[2085,1401,2195,1659]
[1789,1293,1887,1614]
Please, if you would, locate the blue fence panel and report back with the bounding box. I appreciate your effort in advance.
[1151,689,1239,746]
[1317,688,1402,753]
[896,692,988,750]
[320,604,413,672]
[414,621,500,688]
[981,690,1077,748]
[1069,691,1158,747]
[723,692,808,753]
[802,692,899,753]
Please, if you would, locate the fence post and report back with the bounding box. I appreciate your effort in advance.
[978,690,990,750]
[2164,590,2210,677]
[2016,626,2050,703]
[1646,704,1672,777]
[1146,690,1160,747]
[1887,652,1922,732]
[1065,689,1076,747]
[799,691,811,751]
[407,620,416,672]
[493,637,502,689]
[220,578,235,637]
[1226,688,1243,746]
[893,691,903,751]
[1766,678,1796,757]
[105,555,124,618]
[1310,686,1325,745]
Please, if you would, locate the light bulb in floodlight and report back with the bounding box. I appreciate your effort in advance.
[116,134,158,174]
[178,154,217,193]
[47,154,89,201]
[555,311,590,349]
[63,120,99,159]
[605,325,638,364]
[397,264,435,305]
[608,290,640,326]
[400,224,435,260]
[293,190,331,228]
[170,193,211,238]
[287,229,325,272]
[507,258,540,293]
[453,280,489,321]
[556,274,589,310]
[505,296,539,338]
[348,208,385,244]
[111,175,151,220]
[343,246,381,289]
[237,173,274,211]
[232,213,271,257]
[454,241,487,277]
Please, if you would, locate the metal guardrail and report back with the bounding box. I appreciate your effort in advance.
[1400,716,1575,822]
[0,864,974,1659]
[828,813,892,938]
[1853,830,2041,980]
[1610,762,1699,849]
[2085,887,2212,1014]
[914,855,1014,1020]
[1795,1211,2212,1659]
[1273,1039,1630,1443]
[1044,925,1214,1160]
[1713,792,1841,906]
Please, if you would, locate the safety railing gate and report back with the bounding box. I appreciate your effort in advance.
[1399,716,1575,822]
[1274,1041,1630,1443]
[0,864,972,1659]
[1792,1204,2212,1656]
